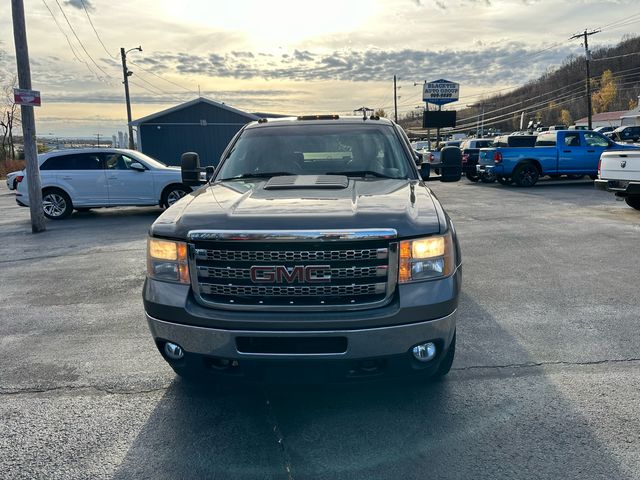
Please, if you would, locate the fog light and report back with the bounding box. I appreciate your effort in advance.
[412,342,436,362]
[164,342,184,360]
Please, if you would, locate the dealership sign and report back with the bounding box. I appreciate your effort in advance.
[14,88,41,107]
[423,79,459,106]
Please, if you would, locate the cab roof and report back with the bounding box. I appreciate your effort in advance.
[245,115,396,129]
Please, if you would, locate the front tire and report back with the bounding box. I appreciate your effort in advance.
[466,171,480,182]
[480,171,496,183]
[161,184,190,208]
[625,196,640,210]
[513,162,539,187]
[42,189,73,219]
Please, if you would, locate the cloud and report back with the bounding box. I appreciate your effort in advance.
[41,88,309,105]
[64,0,93,10]
[131,43,580,87]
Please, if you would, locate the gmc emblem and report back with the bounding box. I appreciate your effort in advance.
[250,265,331,283]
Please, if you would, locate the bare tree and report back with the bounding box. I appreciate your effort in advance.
[0,76,20,161]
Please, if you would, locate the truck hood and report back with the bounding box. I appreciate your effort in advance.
[151,178,443,239]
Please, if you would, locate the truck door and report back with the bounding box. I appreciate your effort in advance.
[558,132,583,173]
[583,132,611,173]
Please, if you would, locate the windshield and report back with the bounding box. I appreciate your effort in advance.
[414,141,430,149]
[217,123,413,180]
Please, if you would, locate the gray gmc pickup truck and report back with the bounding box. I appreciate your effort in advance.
[143,115,462,382]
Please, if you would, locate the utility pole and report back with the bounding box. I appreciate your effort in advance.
[95,133,101,147]
[12,0,46,233]
[120,46,142,149]
[570,29,600,130]
[393,75,398,123]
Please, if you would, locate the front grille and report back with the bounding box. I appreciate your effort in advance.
[189,232,397,311]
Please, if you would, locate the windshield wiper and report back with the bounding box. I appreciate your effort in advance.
[219,172,297,181]
[325,170,397,179]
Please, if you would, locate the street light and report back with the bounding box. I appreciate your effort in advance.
[467,102,494,138]
[120,45,142,149]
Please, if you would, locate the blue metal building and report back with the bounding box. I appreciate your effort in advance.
[130,98,265,166]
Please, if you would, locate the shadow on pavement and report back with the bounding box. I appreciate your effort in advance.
[112,294,630,480]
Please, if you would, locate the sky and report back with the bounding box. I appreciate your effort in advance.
[1,0,639,138]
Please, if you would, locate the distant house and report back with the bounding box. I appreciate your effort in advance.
[574,110,627,129]
[575,97,640,129]
[620,96,640,126]
[130,98,286,166]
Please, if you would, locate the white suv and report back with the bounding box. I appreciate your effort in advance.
[15,148,191,219]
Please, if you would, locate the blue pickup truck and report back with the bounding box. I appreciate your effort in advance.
[477,130,640,186]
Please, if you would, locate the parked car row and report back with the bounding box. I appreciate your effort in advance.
[604,125,640,143]
[13,148,191,219]
[476,130,639,187]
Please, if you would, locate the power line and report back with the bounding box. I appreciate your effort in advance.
[41,0,99,79]
[53,0,112,79]
[79,0,118,59]
[128,60,197,94]
[130,75,184,102]
[599,12,640,30]
[592,51,640,62]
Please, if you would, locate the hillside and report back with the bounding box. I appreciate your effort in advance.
[403,35,640,134]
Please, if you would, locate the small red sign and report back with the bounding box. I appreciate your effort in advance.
[14,88,41,107]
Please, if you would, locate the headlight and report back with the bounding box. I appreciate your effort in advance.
[147,238,189,284]
[399,232,454,283]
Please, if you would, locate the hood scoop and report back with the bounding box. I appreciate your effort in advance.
[263,175,349,190]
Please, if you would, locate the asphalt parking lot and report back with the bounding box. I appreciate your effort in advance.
[1,177,639,480]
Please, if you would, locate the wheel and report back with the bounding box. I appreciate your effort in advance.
[465,171,480,182]
[625,196,640,210]
[162,184,190,208]
[496,175,513,185]
[434,168,440,175]
[420,164,430,181]
[512,162,539,187]
[480,171,496,183]
[75,208,92,213]
[42,189,73,219]
[432,332,456,379]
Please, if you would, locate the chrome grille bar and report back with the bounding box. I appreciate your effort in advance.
[195,248,388,262]
[200,283,387,297]
[197,265,388,280]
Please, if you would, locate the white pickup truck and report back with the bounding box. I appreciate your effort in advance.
[595,150,640,210]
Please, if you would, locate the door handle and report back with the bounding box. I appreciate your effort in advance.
[62,176,72,180]
[587,150,595,153]
[107,175,118,179]
[563,150,571,153]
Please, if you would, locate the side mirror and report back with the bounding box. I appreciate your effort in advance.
[414,152,423,166]
[130,162,145,171]
[181,152,205,187]
[439,146,462,183]
[205,166,215,181]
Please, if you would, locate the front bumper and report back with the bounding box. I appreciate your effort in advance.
[477,164,504,175]
[146,310,456,361]
[595,179,640,196]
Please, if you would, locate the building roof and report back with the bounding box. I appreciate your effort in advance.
[575,110,628,124]
[130,97,260,126]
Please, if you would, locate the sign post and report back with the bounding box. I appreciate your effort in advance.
[423,79,460,145]
[11,0,46,232]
